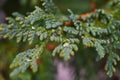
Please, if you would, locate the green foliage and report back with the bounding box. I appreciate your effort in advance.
[10,43,45,77]
[52,41,79,60]
[105,52,120,77]
[0,0,120,78]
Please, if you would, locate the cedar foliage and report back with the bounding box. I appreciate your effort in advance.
[0,0,120,78]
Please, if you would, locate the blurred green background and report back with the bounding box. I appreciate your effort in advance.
[3,0,107,15]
